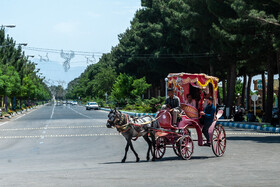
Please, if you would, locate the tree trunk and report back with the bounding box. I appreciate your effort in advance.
[226,61,237,117]
[265,53,274,123]
[246,75,252,110]
[4,96,8,112]
[241,74,247,107]
[222,79,226,105]
[217,86,221,105]
[277,50,280,124]
[261,71,266,112]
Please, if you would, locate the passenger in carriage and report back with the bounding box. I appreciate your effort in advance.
[200,96,215,146]
[186,94,196,108]
[199,92,211,111]
[162,88,181,125]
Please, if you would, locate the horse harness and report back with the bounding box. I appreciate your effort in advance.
[113,113,158,140]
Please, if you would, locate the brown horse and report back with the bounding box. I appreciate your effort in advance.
[106,109,160,163]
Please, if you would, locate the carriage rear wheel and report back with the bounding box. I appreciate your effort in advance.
[155,136,167,159]
[178,135,194,160]
[212,124,226,157]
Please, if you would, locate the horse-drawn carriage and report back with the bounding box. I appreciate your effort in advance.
[106,73,226,162]
[154,73,226,160]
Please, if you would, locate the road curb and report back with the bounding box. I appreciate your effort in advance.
[100,108,157,117]
[217,121,280,133]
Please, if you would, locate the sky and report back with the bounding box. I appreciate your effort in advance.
[0,0,141,87]
[0,0,278,90]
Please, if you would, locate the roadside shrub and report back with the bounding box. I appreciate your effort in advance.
[144,96,165,113]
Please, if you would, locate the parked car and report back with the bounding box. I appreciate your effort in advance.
[72,101,78,105]
[86,102,99,110]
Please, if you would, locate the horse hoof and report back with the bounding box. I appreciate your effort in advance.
[121,159,126,163]
[152,158,156,161]
[146,157,150,161]
[136,158,140,162]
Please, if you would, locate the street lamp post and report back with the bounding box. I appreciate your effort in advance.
[165,77,168,99]
[105,92,108,105]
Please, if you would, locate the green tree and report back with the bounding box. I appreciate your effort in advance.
[131,77,151,98]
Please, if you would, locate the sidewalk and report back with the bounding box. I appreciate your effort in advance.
[217,120,280,133]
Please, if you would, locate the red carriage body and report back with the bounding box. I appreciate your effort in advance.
[154,73,226,160]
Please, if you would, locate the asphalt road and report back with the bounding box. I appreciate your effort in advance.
[0,103,279,187]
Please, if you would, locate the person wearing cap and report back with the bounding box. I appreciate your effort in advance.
[162,88,181,125]
[200,96,215,146]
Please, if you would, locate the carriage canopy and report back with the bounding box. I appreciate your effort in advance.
[167,73,219,107]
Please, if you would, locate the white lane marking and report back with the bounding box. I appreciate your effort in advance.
[13,114,26,121]
[0,133,120,139]
[189,132,280,136]
[0,125,107,131]
[0,121,9,127]
[50,104,55,119]
[67,106,91,119]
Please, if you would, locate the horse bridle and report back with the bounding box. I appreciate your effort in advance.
[107,111,128,127]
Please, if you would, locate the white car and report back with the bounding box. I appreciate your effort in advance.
[72,101,78,105]
[86,102,99,110]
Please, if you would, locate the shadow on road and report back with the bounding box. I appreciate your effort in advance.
[100,156,215,165]
[227,136,280,143]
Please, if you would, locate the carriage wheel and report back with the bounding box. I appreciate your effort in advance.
[155,136,167,159]
[212,124,226,157]
[172,142,180,157]
[178,135,194,160]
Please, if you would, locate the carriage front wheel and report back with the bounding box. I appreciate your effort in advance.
[212,124,226,157]
[155,136,167,159]
[178,135,194,160]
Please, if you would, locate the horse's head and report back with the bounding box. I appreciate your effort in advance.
[106,109,122,128]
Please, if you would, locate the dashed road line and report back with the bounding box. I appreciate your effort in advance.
[0,125,106,131]
[189,132,280,136]
[0,133,120,139]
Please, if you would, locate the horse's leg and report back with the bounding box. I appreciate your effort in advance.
[128,137,140,162]
[122,139,130,163]
[150,131,156,161]
[143,133,152,161]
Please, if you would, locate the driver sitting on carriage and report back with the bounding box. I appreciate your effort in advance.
[161,87,181,126]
